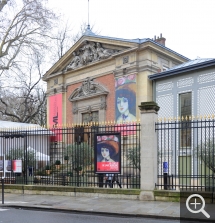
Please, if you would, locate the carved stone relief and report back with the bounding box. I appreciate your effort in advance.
[100,96,107,110]
[72,102,78,114]
[65,41,120,70]
[69,77,109,101]
[69,78,109,123]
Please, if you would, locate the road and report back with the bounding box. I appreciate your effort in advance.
[0,208,179,223]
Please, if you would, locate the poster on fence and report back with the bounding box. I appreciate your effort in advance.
[0,160,22,173]
[94,133,121,174]
[12,160,22,173]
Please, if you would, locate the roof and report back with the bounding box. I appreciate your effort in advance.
[0,121,52,135]
[43,26,190,80]
[82,27,189,61]
[0,121,40,129]
[149,58,215,80]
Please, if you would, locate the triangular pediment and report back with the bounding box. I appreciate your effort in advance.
[43,33,139,80]
[63,40,122,72]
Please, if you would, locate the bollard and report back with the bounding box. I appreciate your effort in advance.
[163,173,168,190]
[1,177,4,204]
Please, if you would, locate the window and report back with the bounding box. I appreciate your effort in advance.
[179,92,192,148]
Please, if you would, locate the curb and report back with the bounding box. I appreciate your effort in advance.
[1,204,181,220]
[1,204,214,222]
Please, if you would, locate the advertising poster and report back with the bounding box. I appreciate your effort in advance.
[94,133,121,173]
[49,94,63,141]
[115,74,137,135]
[12,160,22,173]
[0,160,22,173]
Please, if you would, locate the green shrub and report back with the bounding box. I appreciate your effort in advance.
[45,165,50,170]
[55,160,61,165]
[64,155,69,160]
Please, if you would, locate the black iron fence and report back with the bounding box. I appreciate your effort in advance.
[156,117,215,192]
[0,122,140,189]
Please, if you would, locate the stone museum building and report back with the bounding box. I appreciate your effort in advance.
[43,27,189,127]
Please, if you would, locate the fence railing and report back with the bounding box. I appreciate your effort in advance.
[156,118,215,192]
[0,122,141,189]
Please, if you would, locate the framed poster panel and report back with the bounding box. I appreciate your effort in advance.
[0,160,22,173]
[94,132,121,174]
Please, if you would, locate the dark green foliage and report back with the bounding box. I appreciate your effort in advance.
[126,147,141,171]
[55,160,61,165]
[64,142,93,173]
[196,139,215,173]
[64,155,69,160]
[45,165,50,170]
[6,147,36,167]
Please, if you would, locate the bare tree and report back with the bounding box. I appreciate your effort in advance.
[0,53,47,124]
[0,2,97,124]
[0,0,7,11]
[51,22,98,62]
[0,0,57,73]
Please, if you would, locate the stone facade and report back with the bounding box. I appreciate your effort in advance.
[43,29,189,126]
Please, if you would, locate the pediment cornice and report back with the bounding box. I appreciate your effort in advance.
[69,77,109,102]
[43,36,137,81]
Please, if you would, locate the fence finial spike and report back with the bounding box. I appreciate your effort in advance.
[212,114,215,119]
[185,116,188,121]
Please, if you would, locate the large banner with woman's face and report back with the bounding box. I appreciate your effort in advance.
[115,74,136,123]
[115,74,137,135]
[94,133,121,174]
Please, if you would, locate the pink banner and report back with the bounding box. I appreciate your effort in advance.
[114,123,136,136]
[49,94,63,141]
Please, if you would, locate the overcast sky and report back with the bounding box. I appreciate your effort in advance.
[48,0,215,60]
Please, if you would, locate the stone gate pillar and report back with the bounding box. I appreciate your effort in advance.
[138,101,160,201]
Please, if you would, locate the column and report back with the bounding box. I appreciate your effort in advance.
[138,101,160,201]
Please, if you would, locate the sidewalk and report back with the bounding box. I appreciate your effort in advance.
[0,193,214,222]
[0,193,179,218]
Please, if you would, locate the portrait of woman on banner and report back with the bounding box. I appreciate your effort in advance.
[115,86,136,123]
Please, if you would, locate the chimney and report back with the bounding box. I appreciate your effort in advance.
[154,33,166,46]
